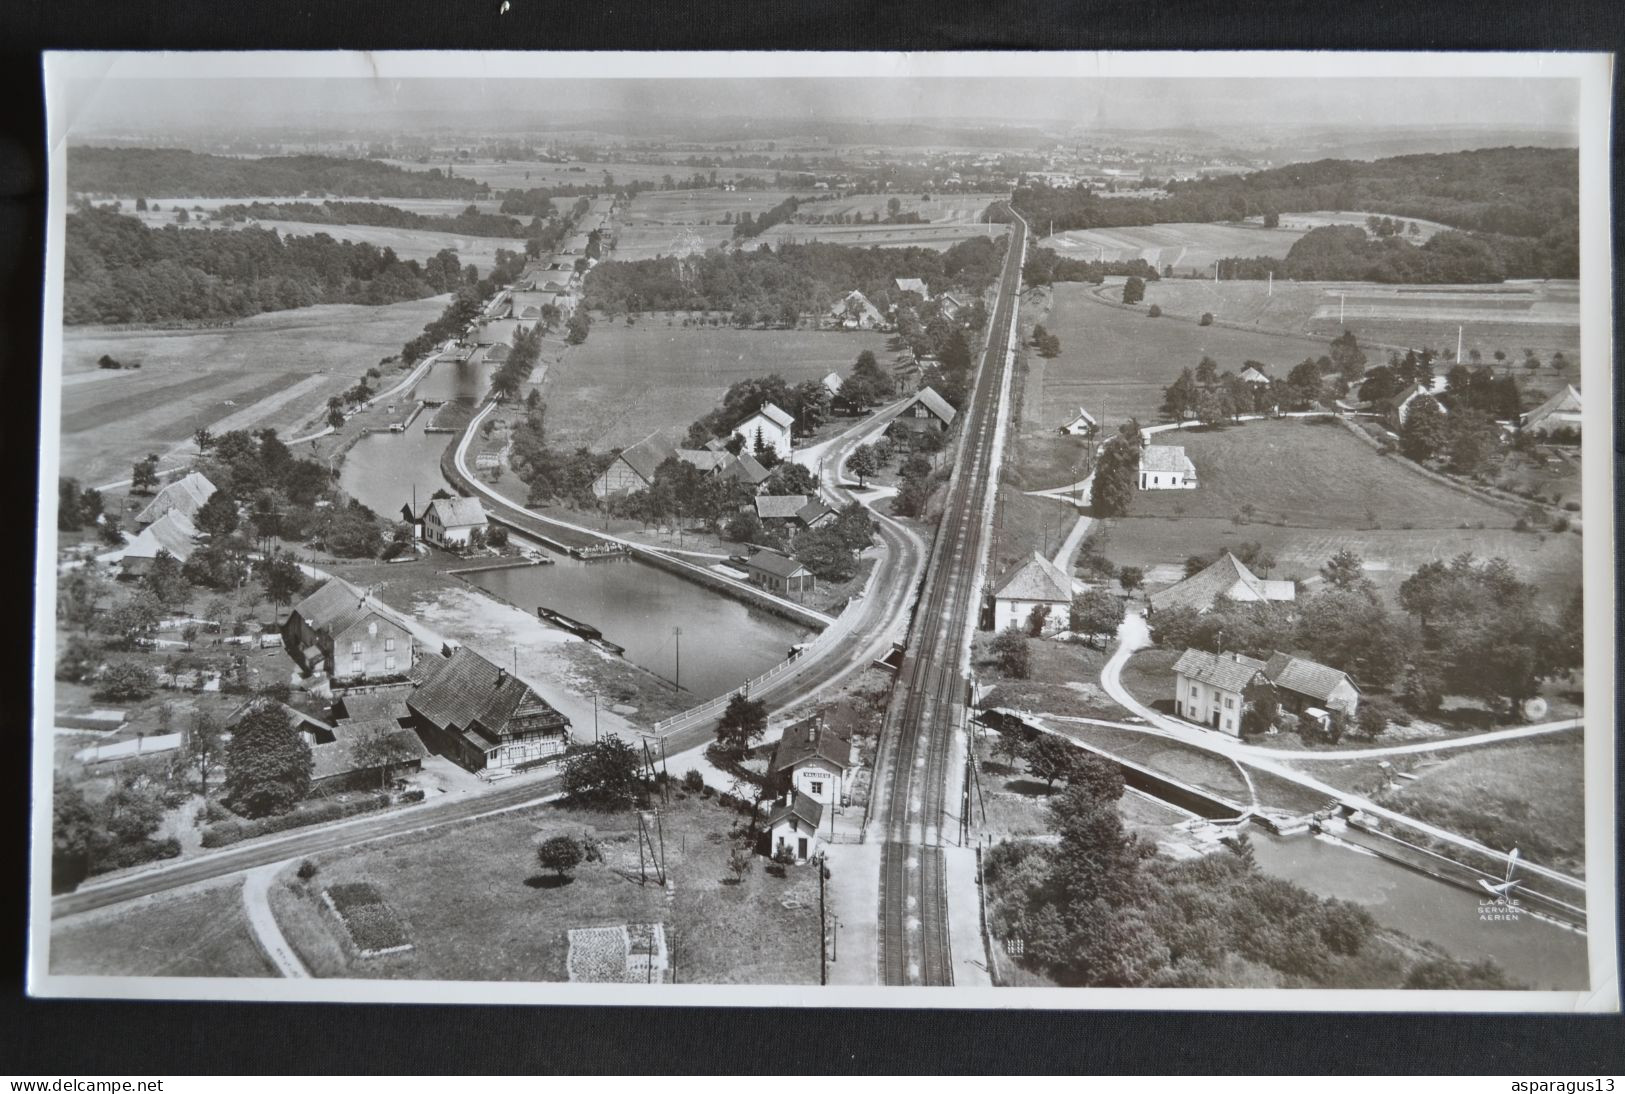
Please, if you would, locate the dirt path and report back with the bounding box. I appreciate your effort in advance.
[241,863,309,978]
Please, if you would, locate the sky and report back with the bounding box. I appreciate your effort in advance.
[60,72,1582,138]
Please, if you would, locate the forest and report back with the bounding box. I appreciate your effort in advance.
[1212,224,1573,283]
[208,200,543,239]
[63,208,463,324]
[68,147,491,200]
[581,235,1008,317]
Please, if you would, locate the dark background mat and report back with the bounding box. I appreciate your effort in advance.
[2,0,1621,1074]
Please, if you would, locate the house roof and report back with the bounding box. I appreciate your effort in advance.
[333,687,411,724]
[745,549,811,580]
[755,494,809,520]
[615,431,680,484]
[906,386,957,425]
[288,578,406,643]
[1174,648,1268,695]
[1149,552,1295,613]
[720,452,771,486]
[675,449,731,473]
[1067,407,1097,427]
[408,647,568,745]
[1139,444,1194,474]
[821,371,845,394]
[311,720,427,781]
[135,471,216,525]
[1263,652,1357,703]
[484,343,511,362]
[830,290,882,319]
[941,291,970,308]
[756,402,795,430]
[1239,366,1270,384]
[769,717,852,774]
[1523,384,1582,429]
[427,495,487,529]
[795,499,836,526]
[895,277,929,296]
[993,552,1073,604]
[123,509,200,560]
[766,790,824,831]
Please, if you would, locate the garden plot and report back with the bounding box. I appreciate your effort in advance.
[322,881,414,957]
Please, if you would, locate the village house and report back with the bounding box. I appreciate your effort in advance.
[422,495,488,549]
[1239,365,1271,386]
[754,494,809,523]
[795,499,838,531]
[1387,385,1447,429]
[134,470,216,526]
[310,718,428,790]
[592,431,678,498]
[743,548,815,597]
[768,716,853,810]
[894,386,956,433]
[113,509,201,577]
[938,291,971,321]
[1137,444,1198,489]
[1263,651,1361,717]
[716,451,772,491]
[405,647,572,774]
[991,552,1074,634]
[1060,407,1098,437]
[1521,384,1582,438]
[281,578,416,685]
[730,402,795,461]
[1148,552,1296,615]
[820,371,845,399]
[1172,648,1268,736]
[894,277,930,299]
[829,290,886,331]
[763,790,824,863]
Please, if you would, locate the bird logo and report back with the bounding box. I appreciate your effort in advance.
[1478,848,1522,900]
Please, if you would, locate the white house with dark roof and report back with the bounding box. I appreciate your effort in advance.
[281,577,415,685]
[406,647,571,773]
[1061,407,1098,437]
[1137,444,1197,489]
[1173,648,1269,736]
[768,716,852,809]
[423,495,488,548]
[992,552,1074,634]
[763,791,824,862]
[730,402,795,461]
[895,386,957,433]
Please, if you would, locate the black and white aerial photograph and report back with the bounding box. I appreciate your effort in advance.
[28,51,1617,1010]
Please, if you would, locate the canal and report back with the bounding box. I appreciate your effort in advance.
[337,399,814,703]
[1250,830,1591,990]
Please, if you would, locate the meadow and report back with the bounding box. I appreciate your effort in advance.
[59,295,446,484]
[540,321,891,450]
[758,221,1005,251]
[266,797,822,983]
[50,878,272,977]
[376,159,758,190]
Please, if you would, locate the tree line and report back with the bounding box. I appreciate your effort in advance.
[1021,248,1162,287]
[733,195,801,239]
[1213,224,1573,283]
[208,200,544,239]
[69,147,491,200]
[64,208,468,325]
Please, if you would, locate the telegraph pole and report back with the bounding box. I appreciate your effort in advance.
[818,852,828,986]
[672,626,682,692]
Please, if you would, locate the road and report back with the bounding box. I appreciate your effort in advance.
[868,207,1027,986]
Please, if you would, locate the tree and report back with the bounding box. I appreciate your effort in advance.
[1399,396,1448,462]
[1122,276,1145,305]
[1069,588,1125,649]
[259,552,305,622]
[847,445,881,488]
[1118,566,1144,598]
[727,845,752,883]
[53,776,100,892]
[1027,734,1080,790]
[716,693,769,756]
[224,703,313,817]
[1328,330,1368,382]
[185,709,226,798]
[562,735,642,808]
[1090,421,1142,517]
[141,549,186,607]
[93,661,152,702]
[193,428,214,454]
[1320,549,1373,596]
[131,455,161,495]
[1198,312,1214,327]
[194,491,239,537]
[1356,706,1387,740]
[565,308,591,344]
[991,626,1031,679]
[537,835,585,881]
[1240,679,1279,737]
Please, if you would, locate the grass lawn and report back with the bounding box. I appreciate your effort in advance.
[540,322,892,450]
[50,878,272,977]
[1042,220,1308,274]
[60,295,447,484]
[974,635,1125,722]
[269,796,822,983]
[759,222,1006,251]
[1131,417,1514,529]
[1049,719,1253,805]
[1375,735,1587,876]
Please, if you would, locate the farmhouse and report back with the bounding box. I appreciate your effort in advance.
[406,647,572,774]
[592,431,678,498]
[939,292,971,321]
[423,495,488,549]
[1521,384,1582,438]
[116,509,201,572]
[281,578,415,685]
[1172,648,1267,736]
[1263,652,1360,717]
[742,549,815,597]
[820,371,845,398]
[1137,444,1197,490]
[755,494,809,523]
[1060,407,1098,437]
[717,451,772,489]
[894,386,957,433]
[795,499,838,530]
[830,290,886,331]
[763,791,824,863]
[1388,385,1446,428]
[134,471,216,526]
[730,402,795,461]
[1239,365,1271,386]
[310,719,428,790]
[894,277,930,299]
[768,716,852,809]
[1149,552,1295,614]
[991,552,1073,634]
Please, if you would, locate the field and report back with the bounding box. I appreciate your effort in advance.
[58,296,445,485]
[540,322,892,449]
[1042,221,1307,274]
[1376,735,1586,876]
[50,878,272,977]
[612,189,810,260]
[267,797,822,983]
[121,208,527,266]
[1032,281,1337,432]
[758,222,1005,251]
[1129,278,1581,374]
[123,195,508,224]
[376,159,759,190]
[793,192,994,224]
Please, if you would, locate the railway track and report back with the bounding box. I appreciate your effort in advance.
[871,205,1027,986]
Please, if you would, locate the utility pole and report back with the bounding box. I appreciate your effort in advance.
[672,626,682,692]
[818,852,828,986]
[593,688,599,742]
[1456,324,1464,364]
[1339,293,1345,325]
